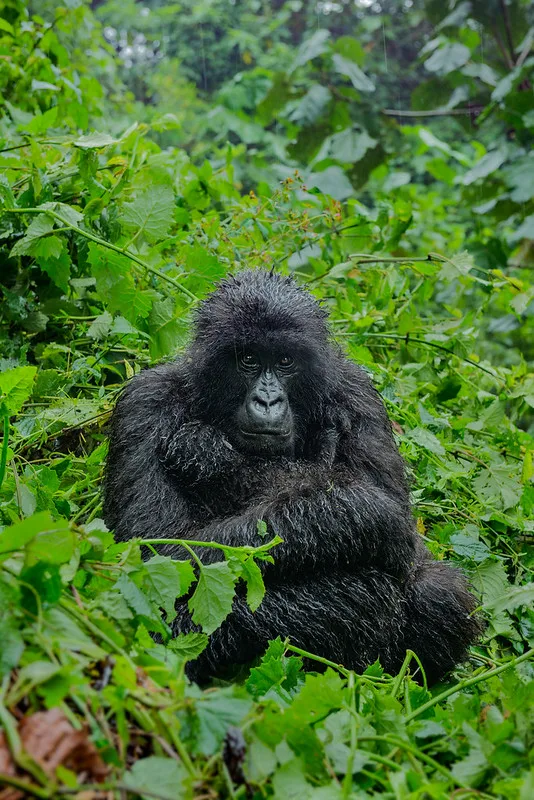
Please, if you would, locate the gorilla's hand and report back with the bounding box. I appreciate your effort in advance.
[161,422,244,486]
[317,407,352,466]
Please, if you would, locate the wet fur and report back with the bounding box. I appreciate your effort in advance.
[103,270,482,684]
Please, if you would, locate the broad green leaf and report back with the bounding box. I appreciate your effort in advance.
[332,54,374,92]
[0,366,37,415]
[473,465,522,510]
[484,584,534,613]
[470,559,510,606]
[167,632,208,660]
[188,561,236,635]
[241,556,265,612]
[406,427,445,456]
[124,757,187,800]
[116,573,159,622]
[87,311,113,340]
[0,618,24,676]
[463,150,507,185]
[74,132,118,149]
[289,85,332,126]
[450,531,490,562]
[121,186,175,242]
[424,43,470,74]
[307,167,354,201]
[10,214,54,257]
[148,298,187,359]
[26,522,74,566]
[291,30,330,71]
[142,554,195,621]
[38,248,71,292]
[509,214,534,242]
[314,128,377,165]
[194,692,251,756]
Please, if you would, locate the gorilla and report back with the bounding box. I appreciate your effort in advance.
[103,270,482,684]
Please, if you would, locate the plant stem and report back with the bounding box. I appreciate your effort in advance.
[342,670,357,798]
[5,207,198,302]
[0,415,8,490]
[283,643,350,676]
[406,646,534,722]
[0,774,49,799]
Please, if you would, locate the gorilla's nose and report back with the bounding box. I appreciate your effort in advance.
[247,386,289,430]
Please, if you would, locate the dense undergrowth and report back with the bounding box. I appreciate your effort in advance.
[0,0,533,797]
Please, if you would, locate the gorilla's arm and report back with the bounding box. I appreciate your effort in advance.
[192,450,416,580]
[104,366,416,578]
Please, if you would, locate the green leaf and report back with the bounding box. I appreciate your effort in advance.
[288,670,345,726]
[10,214,54,256]
[289,85,332,126]
[307,167,354,201]
[142,554,195,622]
[87,311,113,341]
[74,132,118,149]
[406,427,446,456]
[241,557,265,612]
[116,573,156,619]
[473,465,522,510]
[0,618,24,676]
[194,691,251,756]
[188,561,236,635]
[148,298,187,359]
[470,560,510,607]
[332,54,374,92]
[246,638,302,699]
[167,632,208,660]
[291,30,330,71]
[25,522,75,566]
[424,43,470,74]
[463,150,507,185]
[509,214,534,242]
[484,583,534,613]
[450,531,490,562]
[0,366,37,415]
[121,186,175,242]
[123,757,187,800]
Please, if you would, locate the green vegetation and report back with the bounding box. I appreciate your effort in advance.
[0,0,533,797]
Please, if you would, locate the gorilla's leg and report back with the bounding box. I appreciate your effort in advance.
[402,559,483,684]
[177,563,481,684]
[177,570,408,682]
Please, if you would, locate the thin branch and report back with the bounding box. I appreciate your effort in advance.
[382,107,483,118]
[516,33,533,68]
[336,331,504,384]
[349,253,439,264]
[499,0,515,62]
[0,774,49,799]
[405,646,534,722]
[492,25,515,69]
[4,207,198,302]
[0,415,9,490]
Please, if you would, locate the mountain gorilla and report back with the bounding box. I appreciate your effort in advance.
[104,270,481,684]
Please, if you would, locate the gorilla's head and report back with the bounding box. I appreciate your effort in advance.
[186,270,337,457]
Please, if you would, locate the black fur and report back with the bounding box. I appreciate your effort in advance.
[103,270,482,684]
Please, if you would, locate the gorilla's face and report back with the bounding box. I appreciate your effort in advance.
[232,348,296,457]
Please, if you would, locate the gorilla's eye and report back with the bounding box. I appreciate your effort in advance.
[240,353,259,370]
[278,356,294,369]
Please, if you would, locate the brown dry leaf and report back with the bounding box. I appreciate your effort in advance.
[0,708,108,799]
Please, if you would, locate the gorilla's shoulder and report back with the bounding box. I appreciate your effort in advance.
[118,360,188,409]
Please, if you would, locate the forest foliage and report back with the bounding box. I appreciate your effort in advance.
[0,0,533,797]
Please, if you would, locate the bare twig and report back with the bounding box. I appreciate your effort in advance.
[382,107,483,118]
[499,0,515,62]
